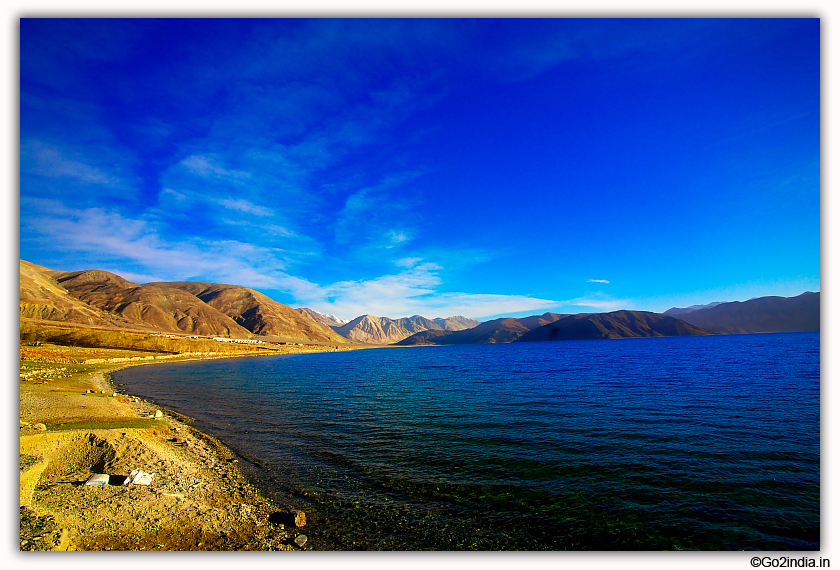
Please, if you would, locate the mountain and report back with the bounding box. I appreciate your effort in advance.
[19,260,126,327]
[432,316,481,331]
[296,308,347,328]
[19,260,352,343]
[666,292,819,334]
[516,310,714,342]
[396,312,567,346]
[515,312,569,330]
[333,314,445,345]
[148,282,349,343]
[664,302,723,316]
[52,271,252,338]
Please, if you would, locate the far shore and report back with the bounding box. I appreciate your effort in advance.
[19,336,363,551]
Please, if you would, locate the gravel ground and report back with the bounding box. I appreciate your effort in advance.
[19,345,317,551]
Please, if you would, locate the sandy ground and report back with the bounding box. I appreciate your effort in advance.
[19,343,323,551]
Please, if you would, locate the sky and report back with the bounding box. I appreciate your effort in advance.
[18,18,820,321]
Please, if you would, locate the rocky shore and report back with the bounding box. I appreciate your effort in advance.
[19,342,341,551]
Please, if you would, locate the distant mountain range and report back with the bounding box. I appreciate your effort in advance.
[19,259,819,346]
[396,312,567,345]
[329,314,481,345]
[516,310,713,342]
[663,301,723,315]
[432,315,482,331]
[396,310,713,345]
[398,293,819,346]
[664,292,819,334]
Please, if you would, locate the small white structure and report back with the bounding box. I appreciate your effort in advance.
[126,469,155,486]
[84,473,110,486]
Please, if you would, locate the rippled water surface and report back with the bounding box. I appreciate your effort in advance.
[114,332,820,550]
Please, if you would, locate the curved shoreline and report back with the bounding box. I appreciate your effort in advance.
[19,343,356,551]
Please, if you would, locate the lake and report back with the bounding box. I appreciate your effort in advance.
[113,332,820,550]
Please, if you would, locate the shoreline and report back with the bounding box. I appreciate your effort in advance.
[19,341,356,551]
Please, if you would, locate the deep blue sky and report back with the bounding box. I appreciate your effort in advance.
[19,18,820,320]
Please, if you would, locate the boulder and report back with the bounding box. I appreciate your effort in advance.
[294,534,308,548]
[268,510,306,528]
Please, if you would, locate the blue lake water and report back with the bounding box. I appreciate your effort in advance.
[113,332,820,550]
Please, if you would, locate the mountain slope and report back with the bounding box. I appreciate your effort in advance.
[332,314,443,344]
[432,316,481,331]
[150,282,349,343]
[52,271,253,338]
[20,259,353,343]
[296,308,348,329]
[668,292,820,333]
[516,312,568,330]
[396,312,567,345]
[663,302,723,316]
[516,310,714,342]
[19,260,125,327]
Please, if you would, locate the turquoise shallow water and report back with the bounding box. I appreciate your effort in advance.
[113,332,820,550]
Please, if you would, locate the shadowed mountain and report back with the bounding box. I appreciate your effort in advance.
[665,292,820,334]
[516,312,569,330]
[664,302,723,316]
[149,282,349,343]
[432,316,481,331]
[396,312,568,345]
[516,310,715,342]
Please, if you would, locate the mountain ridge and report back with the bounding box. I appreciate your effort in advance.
[20,259,819,345]
[665,292,819,334]
[19,260,350,343]
[396,312,567,345]
[516,310,714,342]
[331,313,482,344]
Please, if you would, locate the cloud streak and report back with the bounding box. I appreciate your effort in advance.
[20,200,566,321]
[588,279,610,284]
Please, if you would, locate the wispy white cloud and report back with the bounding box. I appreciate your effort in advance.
[217,198,274,217]
[588,279,610,284]
[180,155,251,181]
[333,172,422,249]
[395,257,423,268]
[289,261,559,321]
[562,298,628,312]
[385,230,412,247]
[20,200,294,287]
[21,140,123,186]
[20,198,640,321]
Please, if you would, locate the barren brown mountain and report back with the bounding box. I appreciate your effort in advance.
[295,308,347,329]
[150,282,348,343]
[333,314,451,344]
[20,260,352,343]
[19,260,124,327]
[432,316,481,331]
[47,271,252,338]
